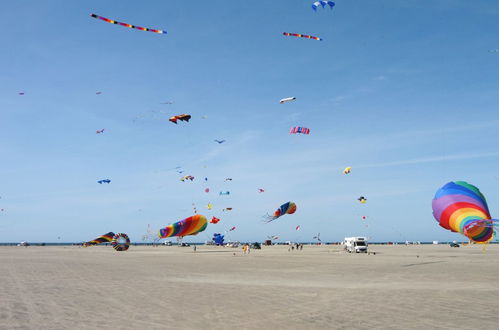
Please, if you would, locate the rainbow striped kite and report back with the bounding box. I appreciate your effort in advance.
[283,32,322,41]
[90,14,166,35]
[158,214,208,238]
[84,232,114,246]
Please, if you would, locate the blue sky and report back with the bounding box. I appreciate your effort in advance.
[1,0,499,243]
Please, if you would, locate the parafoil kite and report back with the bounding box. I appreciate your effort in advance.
[432,181,496,243]
[158,214,208,238]
[264,202,297,222]
[207,203,213,210]
[180,175,194,182]
[258,188,265,193]
[220,191,230,195]
[222,208,233,212]
[90,14,166,34]
[358,196,367,204]
[280,97,296,104]
[96,129,105,134]
[169,114,191,124]
[18,92,25,95]
[283,32,322,41]
[98,179,111,184]
[290,127,310,134]
[296,225,301,231]
[229,226,236,231]
[210,216,220,224]
[343,167,351,174]
[225,178,233,181]
[111,233,130,251]
[84,232,114,247]
[312,1,335,11]
[214,139,226,144]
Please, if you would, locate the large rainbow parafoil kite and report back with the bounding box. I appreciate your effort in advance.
[432,181,496,243]
[264,202,297,223]
[158,214,208,238]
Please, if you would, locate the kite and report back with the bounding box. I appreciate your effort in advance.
[313,233,321,242]
[204,188,210,193]
[205,177,208,181]
[489,49,499,53]
[343,167,351,174]
[296,225,301,231]
[214,140,226,144]
[96,91,102,95]
[222,208,233,212]
[229,226,236,231]
[220,191,230,196]
[312,1,335,11]
[18,92,25,95]
[224,178,233,181]
[96,129,105,134]
[213,233,224,245]
[90,14,166,34]
[258,189,265,193]
[180,175,194,182]
[207,203,213,210]
[361,216,368,220]
[169,114,191,124]
[358,196,367,204]
[432,181,496,243]
[160,101,173,104]
[84,232,114,247]
[279,97,296,104]
[98,179,111,184]
[158,214,208,238]
[290,127,310,134]
[111,233,130,251]
[283,32,322,41]
[264,202,297,222]
[210,216,220,224]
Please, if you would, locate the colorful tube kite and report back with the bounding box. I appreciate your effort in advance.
[432,181,495,243]
[283,32,322,41]
[84,232,114,246]
[90,14,166,34]
[265,202,297,222]
[290,127,310,134]
[111,233,130,251]
[158,214,208,238]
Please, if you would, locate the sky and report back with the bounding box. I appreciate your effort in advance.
[1,0,499,243]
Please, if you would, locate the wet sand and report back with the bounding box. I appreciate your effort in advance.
[0,244,498,329]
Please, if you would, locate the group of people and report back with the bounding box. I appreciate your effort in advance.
[289,243,304,251]
[242,244,251,254]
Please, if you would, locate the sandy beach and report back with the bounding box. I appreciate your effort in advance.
[0,244,498,329]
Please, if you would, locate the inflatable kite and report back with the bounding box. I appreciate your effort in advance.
[358,196,367,204]
[290,127,310,135]
[280,97,296,104]
[213,233,224,245]
[210,216,220,224]
[180,175,194,182]
[111,233,130,251]
[90,14,166,34]
[169,114,191,124]
[283,32,322,41]
[158,214,207,238]
[264,202,297,222]
[98,179,111,184]
[343,167,351,174]
[312,1,335,11]
[432,181,496,243]
[84,232,114,246]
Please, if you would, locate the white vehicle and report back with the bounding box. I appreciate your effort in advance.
[343,237,368,253]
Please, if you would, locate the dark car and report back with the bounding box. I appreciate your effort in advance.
[449,242,460,248]
[180,242,190,247]
[251,242,261,249]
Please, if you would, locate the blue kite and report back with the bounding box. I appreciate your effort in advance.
[312,1,335,11]
[98,179,111,184]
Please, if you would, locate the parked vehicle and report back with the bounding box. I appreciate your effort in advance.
[343,237,368,253]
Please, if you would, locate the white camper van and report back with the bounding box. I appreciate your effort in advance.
[343,237,368,253]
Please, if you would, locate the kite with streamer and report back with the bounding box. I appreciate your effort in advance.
[264,202,297,222]
[312,1,335,11]
[283,32,322,41]
[90,14,166,34]
[432,181,496,243]
[158,214,207,238]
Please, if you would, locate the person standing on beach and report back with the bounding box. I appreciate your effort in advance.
[193,245,197,252]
